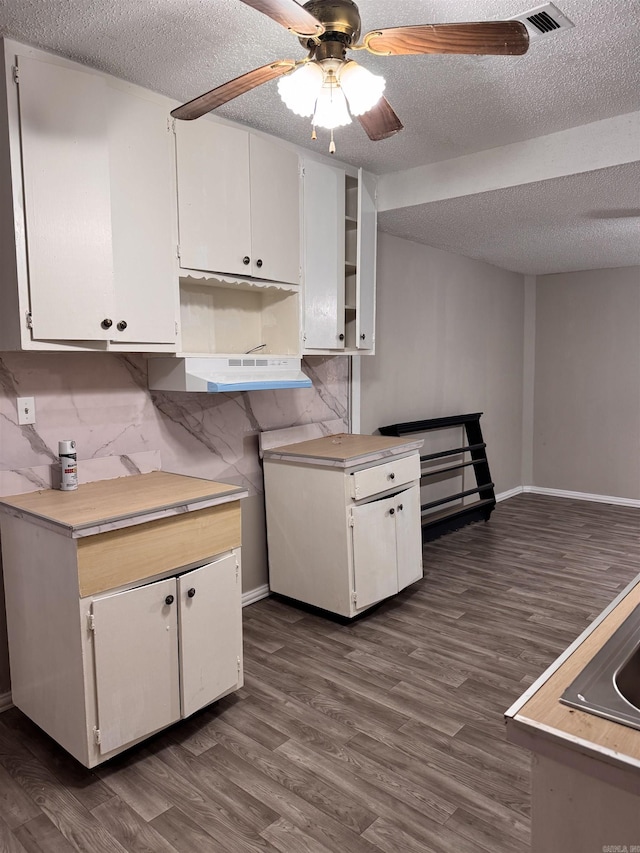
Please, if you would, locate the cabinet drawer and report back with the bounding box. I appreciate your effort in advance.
[77,502,241,596]
[349,454,420,500]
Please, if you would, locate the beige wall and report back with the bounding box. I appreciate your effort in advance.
[360,232,526,495]
[533,266,640,499]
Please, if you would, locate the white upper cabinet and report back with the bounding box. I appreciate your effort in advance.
[175,120,301,286]
[301,159,346,349]
[16,55,114,342]
[107,84,177,345]
[0,41,178,350]
[301,160,377,354]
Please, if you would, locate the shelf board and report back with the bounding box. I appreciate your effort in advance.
[345,216,357,230]
[345,262,356,273]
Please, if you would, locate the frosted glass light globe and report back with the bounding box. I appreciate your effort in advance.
[277,62,324,117]
[312,82,352,129]
[339,61,385,115]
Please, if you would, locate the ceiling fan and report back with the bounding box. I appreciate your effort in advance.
[171,0,529,152]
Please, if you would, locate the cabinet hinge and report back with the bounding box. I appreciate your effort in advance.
[25,311,33,330]
[351,591,357,605]
[348,514,355,527]
[87,613,95,632]
[93,726,101,745]
[237,656,241,674]
[176,243,181,260]
[235,559,240,582]
[12,66,18,84]
[167,117,176,134]
[175,320,179,337]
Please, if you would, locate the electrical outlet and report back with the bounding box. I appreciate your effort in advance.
[17,396,35,425]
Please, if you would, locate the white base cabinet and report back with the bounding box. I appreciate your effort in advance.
[90,553,241,756]
[263,435,423,618]
[0,472,245,767]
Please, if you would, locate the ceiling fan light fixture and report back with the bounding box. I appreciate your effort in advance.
[312,74,352,129]
[339,60,385,116]
[277,61,323,117]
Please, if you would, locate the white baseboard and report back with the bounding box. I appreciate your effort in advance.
[523,486,640,508]
[496,486,524,503]
[242,583,270,607]
[0,691,13,713]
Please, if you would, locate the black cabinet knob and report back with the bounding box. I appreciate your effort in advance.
[389,508,395,516]
[243,256,250,265]
[116,320,127,332]
[339,333,345,341]
[164,594,174,606]
[398,503,404,511]
[187,587,196,598]
[360,333,366,340]
[388,472,395,480]
[256,258,263,268]
[101,318,113,329]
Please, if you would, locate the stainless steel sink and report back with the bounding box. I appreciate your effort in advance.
[560,603,640,730]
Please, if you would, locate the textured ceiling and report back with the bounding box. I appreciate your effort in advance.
[378,163,640,275]
[1,0,639,274]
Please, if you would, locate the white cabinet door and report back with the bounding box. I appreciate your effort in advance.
[16,55,114,341]
[176,120,252,276]
[92,577,180,755]
[175,122,300,285]
[250,135,300,285]
[302,159,345,349]
[107,85,177,344]
[394,484,423,590]
[355,169,376,352]
[351,495,398,610]
[178,553,242,718]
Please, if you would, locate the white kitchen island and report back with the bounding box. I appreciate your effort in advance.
[263,433,424,618]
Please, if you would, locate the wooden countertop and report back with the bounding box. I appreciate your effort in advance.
[262,433,423,465]
[0,471,247,538]
[506,574,640,770]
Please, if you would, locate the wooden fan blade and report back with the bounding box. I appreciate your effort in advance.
[363,21,529,56]
[358,97,404,141]
[171,61,294,120]
[238,0,324,37]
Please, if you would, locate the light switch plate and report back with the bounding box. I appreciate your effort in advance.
[17,396,35,425]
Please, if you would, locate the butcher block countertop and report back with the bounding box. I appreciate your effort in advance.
[506,573,640,773]
[0,471,248,538]
[262,433,423,467]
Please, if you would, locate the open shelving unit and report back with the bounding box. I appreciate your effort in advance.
[379,413,496,542]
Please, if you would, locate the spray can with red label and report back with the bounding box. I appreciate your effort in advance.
[59,440,78,491]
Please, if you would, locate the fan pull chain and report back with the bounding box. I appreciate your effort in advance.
[329,129,336,155]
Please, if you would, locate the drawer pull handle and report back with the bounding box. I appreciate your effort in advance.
[101,318,113,329]
[388,472,395,480]
[389,508,395,515]
[116,320,127,332]
[398,503,403,511]
[339,333,345,341]
[243,256,250,265]
[256,258,263,268]
[187,587,196,598]
[164,595,174,606]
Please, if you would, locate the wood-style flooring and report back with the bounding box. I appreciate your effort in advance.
[0,493,638,852]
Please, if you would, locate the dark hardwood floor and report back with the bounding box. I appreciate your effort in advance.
[0,494,638,852]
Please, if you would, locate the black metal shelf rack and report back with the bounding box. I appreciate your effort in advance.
[379,413,496,542]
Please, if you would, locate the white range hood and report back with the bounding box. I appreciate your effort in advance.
[148,356,311,393]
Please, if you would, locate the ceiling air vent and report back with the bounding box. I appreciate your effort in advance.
[510,3,575,40]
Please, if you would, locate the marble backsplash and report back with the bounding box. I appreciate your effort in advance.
[0,353,349,497]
